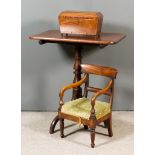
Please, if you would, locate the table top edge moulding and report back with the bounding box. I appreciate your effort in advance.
[29,30,126,45]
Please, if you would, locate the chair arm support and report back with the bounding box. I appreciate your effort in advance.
[89,80,112,118]
[59,74,88,102]
[91,80,112,106]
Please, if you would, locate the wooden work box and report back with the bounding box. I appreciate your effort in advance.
[58,11,103,37]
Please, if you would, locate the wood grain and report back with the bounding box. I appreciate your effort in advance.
[59,11,103,37]
[81,64,118,78]
[29,30,126,45]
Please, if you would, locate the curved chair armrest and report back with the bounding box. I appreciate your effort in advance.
[91,80,113,106]
[59,73,88,101]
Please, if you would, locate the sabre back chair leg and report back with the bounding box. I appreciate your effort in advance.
[49,115,59,134]
[104,120,108,128]
[107,117,113,137]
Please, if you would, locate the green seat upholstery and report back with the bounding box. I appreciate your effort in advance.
[61,98,111,120]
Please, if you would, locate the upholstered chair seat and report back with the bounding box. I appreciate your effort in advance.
[61,98,110,120]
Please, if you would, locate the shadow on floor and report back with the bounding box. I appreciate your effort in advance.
[63,118,133,148]
[22,112,133,148]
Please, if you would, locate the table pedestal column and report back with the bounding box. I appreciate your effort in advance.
[72,45,82,99]
[49,44,83,134]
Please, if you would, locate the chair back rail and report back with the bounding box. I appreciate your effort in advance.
[87,86,111,96]
[81,64,118,78]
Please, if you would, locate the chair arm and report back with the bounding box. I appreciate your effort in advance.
[91,80,112,106]
[89,80,112,118]
[59,73,88,101]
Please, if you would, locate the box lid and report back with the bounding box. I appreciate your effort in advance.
[59,11,103,19]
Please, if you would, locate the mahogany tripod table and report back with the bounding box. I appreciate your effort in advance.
[29,30,126,134]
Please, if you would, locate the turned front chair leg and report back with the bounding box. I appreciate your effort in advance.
[60,118,64,138]
[90,128,96,148]
[107,117,113,137]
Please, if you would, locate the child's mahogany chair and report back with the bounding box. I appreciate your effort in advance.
[58,64,118,148]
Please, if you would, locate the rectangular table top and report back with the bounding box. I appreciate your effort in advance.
[29,30,126,45]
